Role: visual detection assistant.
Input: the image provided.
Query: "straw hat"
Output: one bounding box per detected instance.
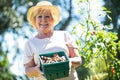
[27,1,60,28]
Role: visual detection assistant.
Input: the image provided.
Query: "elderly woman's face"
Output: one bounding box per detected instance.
[35,10,54,33]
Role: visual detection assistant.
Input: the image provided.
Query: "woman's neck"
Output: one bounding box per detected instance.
[36,31,54,39]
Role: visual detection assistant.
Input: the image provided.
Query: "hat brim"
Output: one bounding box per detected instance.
[27,5,60,28]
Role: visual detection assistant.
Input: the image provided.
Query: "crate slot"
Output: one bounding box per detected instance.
[49,74,52,80]
[56,72,59,78]
[64,71,66,76]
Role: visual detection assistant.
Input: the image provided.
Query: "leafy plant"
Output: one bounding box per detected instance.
[74,0,120,80]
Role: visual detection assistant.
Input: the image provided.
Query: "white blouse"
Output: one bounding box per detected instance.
[23,31,78,80]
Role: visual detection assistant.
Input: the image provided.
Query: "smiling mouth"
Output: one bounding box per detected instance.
[40,24,48,28]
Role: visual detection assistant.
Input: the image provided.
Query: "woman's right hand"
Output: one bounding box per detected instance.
[34,64,44,77]
[24,59,44,78]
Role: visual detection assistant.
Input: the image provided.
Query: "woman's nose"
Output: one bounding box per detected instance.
[41,17,46,22]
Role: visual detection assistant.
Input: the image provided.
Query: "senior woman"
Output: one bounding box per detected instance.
[23,1,82,80]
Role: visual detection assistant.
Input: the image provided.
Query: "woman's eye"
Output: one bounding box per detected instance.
[45,16,49,18]
[37,16,42,18]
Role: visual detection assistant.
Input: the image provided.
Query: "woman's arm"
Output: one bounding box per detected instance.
[24,58,43,77]
[68,46,82,68]
[64,31,82,68]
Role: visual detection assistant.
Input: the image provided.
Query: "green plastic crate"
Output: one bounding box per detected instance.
[39,51,69,80]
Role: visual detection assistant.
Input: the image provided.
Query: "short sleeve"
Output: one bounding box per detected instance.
[23,41,34,65]
[64,31,78,48]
